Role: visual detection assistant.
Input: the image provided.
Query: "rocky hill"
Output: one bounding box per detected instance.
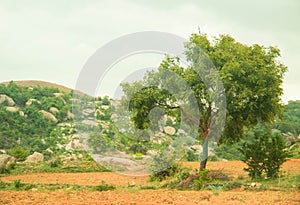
[0,81,202,173]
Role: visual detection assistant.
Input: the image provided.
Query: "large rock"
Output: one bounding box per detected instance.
[49,107,59,114]
[100,105,110,110]
[25,152,44,163]
[65,139,84,150]
[66,111,74,119]
[25,99,40,106]
[0,154,16,169]
[39,110,58,123]
[6,106,19,112]
[0,95,15,106]
[164,126,176,135]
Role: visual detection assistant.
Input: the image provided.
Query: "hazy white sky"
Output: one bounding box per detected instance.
[0,0,299,102]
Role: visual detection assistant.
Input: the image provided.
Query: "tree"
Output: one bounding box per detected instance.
[121,33,287,170]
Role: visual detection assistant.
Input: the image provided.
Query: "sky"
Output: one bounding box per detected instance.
[0,0,299,102]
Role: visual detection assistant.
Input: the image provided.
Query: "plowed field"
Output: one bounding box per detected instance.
[1,160,299,205]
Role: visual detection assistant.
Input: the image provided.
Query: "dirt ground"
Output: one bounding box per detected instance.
[1,189,299,205]
[1,160,300,205]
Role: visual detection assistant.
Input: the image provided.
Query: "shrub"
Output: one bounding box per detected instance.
[186,149,199,162]
[240,124,291,179]
[193,169,212,190]
[13,179,22,189]
[149,149,184,181]
[94,181,116,191]
[49,156,62,168]
[0,162,15,174]
[7,147,29,162]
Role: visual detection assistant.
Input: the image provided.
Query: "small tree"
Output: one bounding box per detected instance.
[240,124,291,179]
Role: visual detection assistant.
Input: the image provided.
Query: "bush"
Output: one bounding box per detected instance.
[49,156,62,168]
[13,179,22,189]
[7,147,29,162]
[240,124,291,179]
[149,149,184,181]
[193,169,212,190]
[0,162,15,174]
[94,181,116,191]
[186,149,199,162]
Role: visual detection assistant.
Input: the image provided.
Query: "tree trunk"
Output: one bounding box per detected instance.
[200,138,208,171]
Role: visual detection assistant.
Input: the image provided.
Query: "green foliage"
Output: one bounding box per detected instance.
[186,149,199,162]
[276,101,300,135]
[87,131,111,154]
[122,33,287,170]
[240,124,291,179]
[7,147,29,162]
[93,181,116,191]
[150,163,181,182]
[49,156,62,168]
[214,142,243,160]
[0,162,15,174]
[149,149,184,182]
[193,169,212,190]
[0,82,73,155]
[101,96,111,105]
[13,179,22,189]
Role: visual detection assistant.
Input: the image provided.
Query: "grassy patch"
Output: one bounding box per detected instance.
[91,181,116,191]
[0,180,117,192]
[5,161,109,176]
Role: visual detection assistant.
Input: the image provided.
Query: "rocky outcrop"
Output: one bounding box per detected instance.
[25,152,44,163]
[0,154,16,169]
[0,95,15,106]
[39,110,58,123]
[65,139,84,151]
[164,126,176,135]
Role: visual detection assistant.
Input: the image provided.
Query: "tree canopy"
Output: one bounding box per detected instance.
[121,33,287,170]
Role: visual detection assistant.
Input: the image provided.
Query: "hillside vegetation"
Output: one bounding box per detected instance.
[0,81,299,175]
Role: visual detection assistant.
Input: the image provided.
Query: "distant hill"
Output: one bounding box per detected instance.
[1,80,73,93]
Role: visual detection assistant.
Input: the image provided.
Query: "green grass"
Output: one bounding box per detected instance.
[0,180,116,192]
[3,161,109,176]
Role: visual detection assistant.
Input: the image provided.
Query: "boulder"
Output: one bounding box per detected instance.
[6,106,19,112]
[101,105,110,110]
[46,148,53,154]
[25,152,44,163]
[25,99,40,106]
[0,154,16,169]
[0,95,15,106]
[66,111,74,119]
[49,107,59,114]
[53,93,63,97]
[177,129,187,136]
[19,111,25,117]
[82,119,98,126]
[66,139,84,151]
[164,126,176,135]
[39,110,58,123]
